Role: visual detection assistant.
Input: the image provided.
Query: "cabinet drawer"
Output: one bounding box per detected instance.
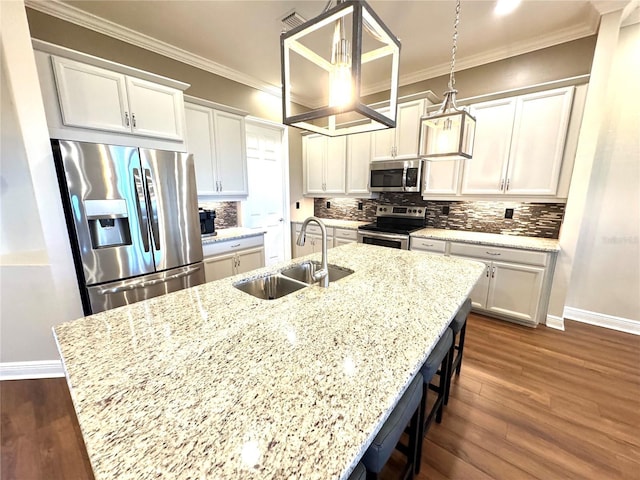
[449,242,548,266]
[334,228,358,240]
[203,234,264,257]
[410,238,447,253]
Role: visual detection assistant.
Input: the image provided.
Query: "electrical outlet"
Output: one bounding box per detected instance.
[296,201,300,209]
[505,208,514,219]
[358,202,363,211]
[442,205,450,215]
[326,201,331,209]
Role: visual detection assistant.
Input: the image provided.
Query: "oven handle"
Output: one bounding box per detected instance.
[358,231,410,242]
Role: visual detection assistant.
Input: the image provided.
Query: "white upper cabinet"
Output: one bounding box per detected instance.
[185,102,248,197]
[303,135,346,196]
[462,87,574,196]
[506,88,574,195]
[371,100,425,161]
[461,98,516,195]
[52,56,185,141]
[52,57,131,134]
[125,76,184,140]
[346,132,372,195]
[422,159,462,195]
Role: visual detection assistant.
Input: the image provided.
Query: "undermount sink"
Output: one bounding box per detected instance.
[233,274,307,300]
[280,261,354,284]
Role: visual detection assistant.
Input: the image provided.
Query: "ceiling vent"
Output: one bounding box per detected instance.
[281,10,307,32]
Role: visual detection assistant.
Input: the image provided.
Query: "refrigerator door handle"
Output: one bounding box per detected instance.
[97,265,201,294]
[143,168,161,251]
[132,168,150,252]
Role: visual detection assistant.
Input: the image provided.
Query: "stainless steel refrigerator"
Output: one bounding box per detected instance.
[52,140,205,315]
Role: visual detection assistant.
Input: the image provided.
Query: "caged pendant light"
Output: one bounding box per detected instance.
[419,0,476,160]
[280,0,400,137]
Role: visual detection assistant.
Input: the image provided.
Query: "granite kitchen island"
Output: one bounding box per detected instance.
[54,243,484,480]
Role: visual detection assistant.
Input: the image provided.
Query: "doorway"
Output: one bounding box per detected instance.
[241,119,291,266]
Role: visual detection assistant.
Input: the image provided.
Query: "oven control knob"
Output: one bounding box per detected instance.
[418,209,422,214]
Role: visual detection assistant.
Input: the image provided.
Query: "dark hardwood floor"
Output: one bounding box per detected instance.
[2,314,639,479]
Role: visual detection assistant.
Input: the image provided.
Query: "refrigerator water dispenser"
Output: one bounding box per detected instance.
[85,199,132,249]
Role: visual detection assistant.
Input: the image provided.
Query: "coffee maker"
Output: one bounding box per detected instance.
[199,208,216,235]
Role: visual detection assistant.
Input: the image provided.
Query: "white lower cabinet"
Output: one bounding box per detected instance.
[203,235,265,282]
[449,242,550,325]
[334,228,358,247]
[409,238,447,254]
[292,222,342,258]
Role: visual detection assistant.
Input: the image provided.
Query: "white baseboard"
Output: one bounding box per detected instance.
[0,360,64,381]
[563,307,640,335]
[545,314,565,331]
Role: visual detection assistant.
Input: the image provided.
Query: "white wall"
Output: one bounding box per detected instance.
[0,0,83,375]
[565,22,640,329]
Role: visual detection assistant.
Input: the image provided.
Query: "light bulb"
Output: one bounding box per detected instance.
[329,64,352,107]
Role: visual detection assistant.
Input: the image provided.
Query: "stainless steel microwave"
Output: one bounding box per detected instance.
[369,160,422,193]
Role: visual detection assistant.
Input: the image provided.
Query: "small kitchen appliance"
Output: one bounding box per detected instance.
[199,208,216,235]
[369,159,422,193]
[357,205,427,249]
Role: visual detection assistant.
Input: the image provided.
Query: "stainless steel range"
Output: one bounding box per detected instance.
[357,205,427,250]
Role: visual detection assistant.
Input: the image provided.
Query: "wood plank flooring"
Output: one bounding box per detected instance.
[1,314,638,479]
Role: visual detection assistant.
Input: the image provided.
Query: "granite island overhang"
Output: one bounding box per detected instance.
[53,243,484,480]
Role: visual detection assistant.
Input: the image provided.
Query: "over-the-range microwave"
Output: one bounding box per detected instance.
[369,159,422,193]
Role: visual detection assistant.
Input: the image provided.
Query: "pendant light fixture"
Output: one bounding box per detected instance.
[419,0,476,160]
[280,0,400,137]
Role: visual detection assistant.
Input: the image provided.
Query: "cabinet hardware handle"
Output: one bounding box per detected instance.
[423,243,434,247]
[491,266,496,278]
[230,243,241,248]
[486,266,490,277]
[125,112,130,127]
[500,179,504,191]
[506,178,510,191]
[486,252,501,256]
[132,113,137,128]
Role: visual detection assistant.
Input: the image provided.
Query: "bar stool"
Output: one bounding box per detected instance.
[445,298,472,405]
[415,328,453,474]
[362,372,423,480]
[347,462,366,480]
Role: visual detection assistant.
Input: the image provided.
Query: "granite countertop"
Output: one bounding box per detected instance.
[202,227,265,244]
[53,244,483,480]
[291,218,370,230]
[411,228,560,252]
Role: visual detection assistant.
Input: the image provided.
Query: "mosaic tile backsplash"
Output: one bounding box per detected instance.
[314,194,565,239]
[197,200,238,229]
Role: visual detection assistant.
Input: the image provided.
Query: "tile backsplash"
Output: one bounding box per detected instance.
[314,194,565,238]
[197,200,238,229]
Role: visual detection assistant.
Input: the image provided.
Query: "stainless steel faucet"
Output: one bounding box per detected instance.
[296,216,329,287]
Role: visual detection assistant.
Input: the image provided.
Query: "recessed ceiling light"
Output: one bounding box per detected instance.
[494,0,521,16]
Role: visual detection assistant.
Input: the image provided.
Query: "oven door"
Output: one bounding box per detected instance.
[357,230,409,250]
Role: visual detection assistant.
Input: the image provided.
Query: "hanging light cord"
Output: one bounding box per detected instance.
[438,0,462,113]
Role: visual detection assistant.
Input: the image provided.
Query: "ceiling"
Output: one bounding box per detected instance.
[27,1,604,106]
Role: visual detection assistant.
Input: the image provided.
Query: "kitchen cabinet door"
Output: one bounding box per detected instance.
[204,253,235,282]
[394,100,424,159]
[461,98,515,195]
[304,135,326,194]
[325,136,347,194]
[505,87,573,196]
[214,111,248,196]
[51,56,130,134]
[486,261,545,323]
[346,132,372,195]
[371,100,425,161]
[126,76,185,141]
[422,160,462,195]
[467,258,491,309]
[185,103,216,194]
[236,247,265,275]
[371,107,396,161]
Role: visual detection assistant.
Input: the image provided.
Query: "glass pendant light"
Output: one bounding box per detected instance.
[280,0,400,137]
[419,0,476,160]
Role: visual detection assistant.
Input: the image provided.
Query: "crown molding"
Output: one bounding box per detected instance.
[23,0,307,103]
[397,20,600,89]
